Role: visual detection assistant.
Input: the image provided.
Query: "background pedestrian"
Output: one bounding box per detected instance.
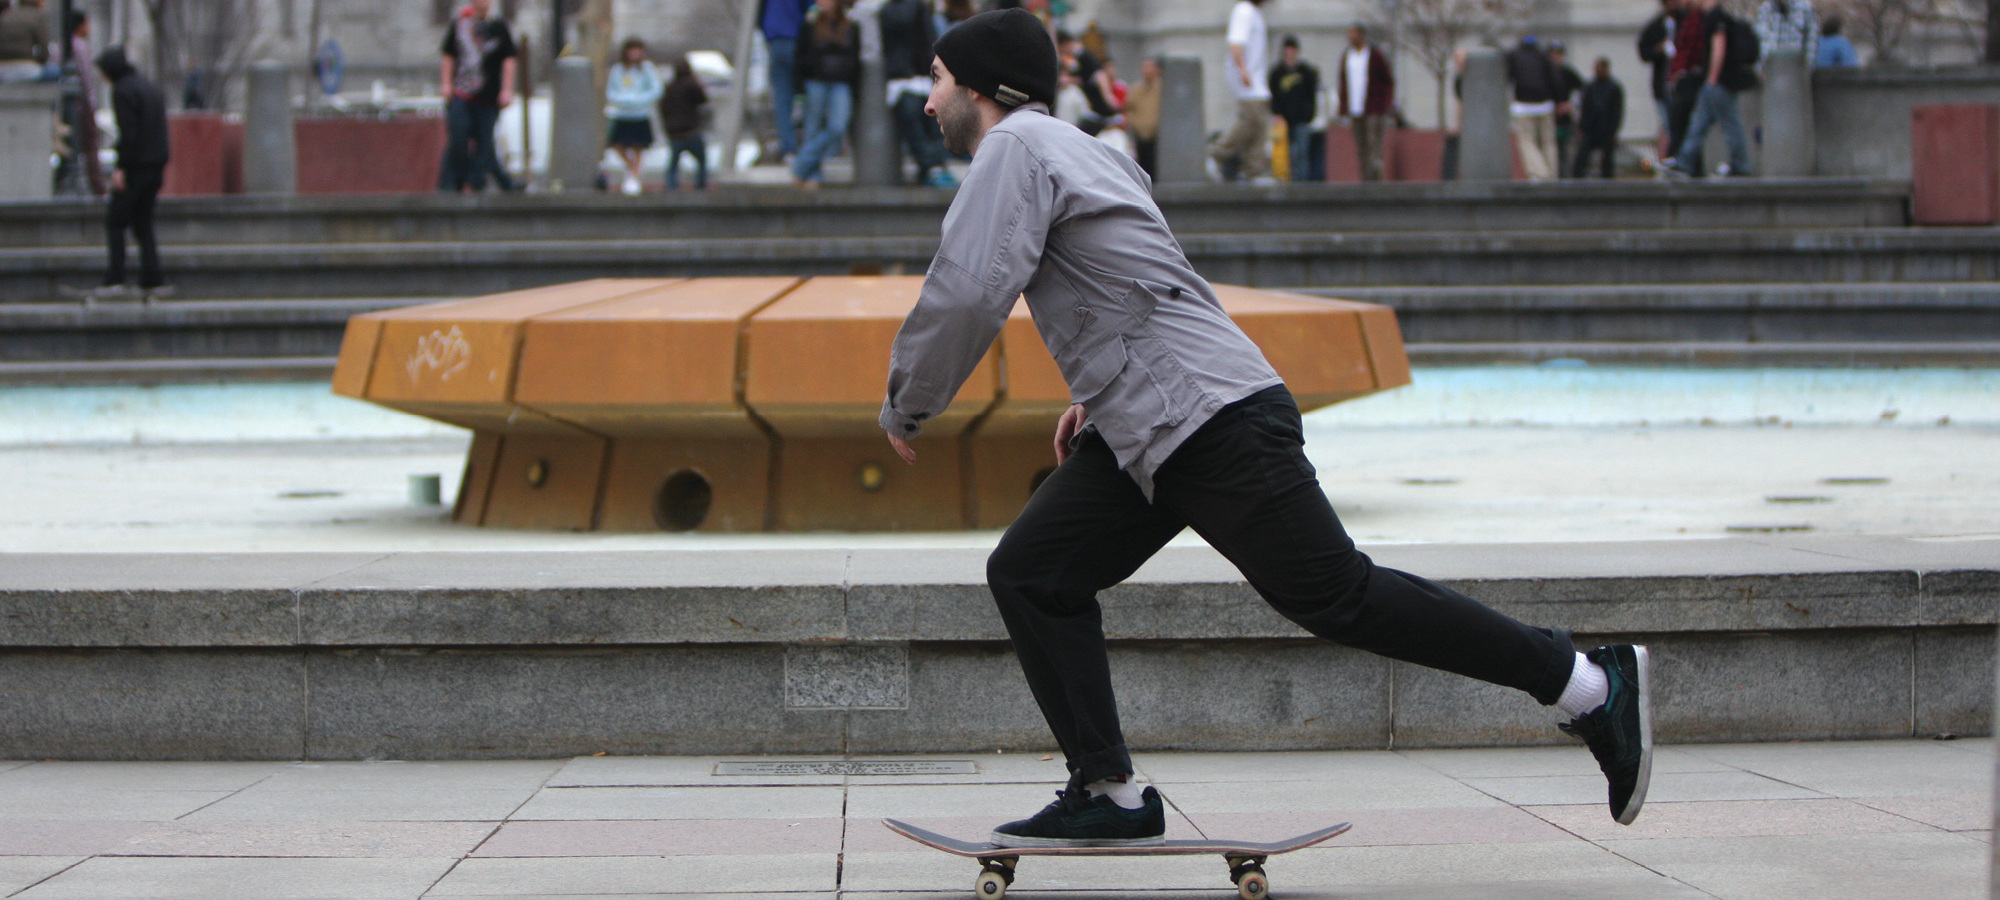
[1573,56,1624,178]
[92,46,169,302]
[761,0,806,163]
[437,0,517,193]
[1269,35,1319,183]
[1337,25,1393,182]
[791,0,859,188]
[1548,41,1583,177]
[1815,15,1858,66]
[1210,0,1271,182]
[606,37,663,196]
[1125,56,1162,180]
[660,55,710,190]
[1637,0,1676,162]
[881,0,953,186]
[1505,35,1562,180]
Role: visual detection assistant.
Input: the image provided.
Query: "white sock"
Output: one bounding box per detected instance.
[1086,777,1147,809]
[1556,652,1611,718]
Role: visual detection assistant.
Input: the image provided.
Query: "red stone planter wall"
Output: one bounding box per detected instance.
[1911,103,1999,226]
[295,116,447,195]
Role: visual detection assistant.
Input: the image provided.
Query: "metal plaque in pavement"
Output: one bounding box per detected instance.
[714,760,978,776]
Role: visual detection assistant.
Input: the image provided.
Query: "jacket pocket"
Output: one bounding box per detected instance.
[1063,334,1128,405]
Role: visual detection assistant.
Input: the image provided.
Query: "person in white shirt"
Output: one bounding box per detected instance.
[1208,0,1271,182]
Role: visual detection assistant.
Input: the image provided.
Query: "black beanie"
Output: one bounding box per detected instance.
[931,9,1058,109]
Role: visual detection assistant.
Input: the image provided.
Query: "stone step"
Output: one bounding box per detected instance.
[1295,282,2000,343]
[0,179,1911,249]
[0,537,1989,759]
[4,227,1995,302]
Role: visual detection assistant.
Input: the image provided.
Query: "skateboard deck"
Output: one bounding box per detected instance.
[884,818,1351,900]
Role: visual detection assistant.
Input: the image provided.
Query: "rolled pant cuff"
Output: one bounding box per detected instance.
[1065,744,1134,786]
[1529,628,1578,706]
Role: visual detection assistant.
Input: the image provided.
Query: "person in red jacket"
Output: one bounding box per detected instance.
[1336,25,1394,181]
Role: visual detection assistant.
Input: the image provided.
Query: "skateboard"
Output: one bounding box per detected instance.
[883,818,1352,900]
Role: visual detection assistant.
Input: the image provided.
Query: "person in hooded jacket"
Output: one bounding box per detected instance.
[91,46,170,302]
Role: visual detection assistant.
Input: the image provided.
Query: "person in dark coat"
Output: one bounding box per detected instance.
[880,0,952,186]
[1504,35,1563,179]
[92,45,170,301]
[659,56,709,190]
[1268,34,1320,182]
[1572,57,1625,178]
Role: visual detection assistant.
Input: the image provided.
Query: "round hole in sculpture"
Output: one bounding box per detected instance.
[856,461,888,492]
[525,459,549,488]
[654,469,712,531]
[1030,466,1057,495]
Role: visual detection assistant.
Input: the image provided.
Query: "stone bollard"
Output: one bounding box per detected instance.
[1762,50,1814,177]
[242,61,296,195]
[1458,50,1511,182]
[548,57,600,193]
[0,83,59,200]
[1155,56,1207,184]
[851,1,897,187]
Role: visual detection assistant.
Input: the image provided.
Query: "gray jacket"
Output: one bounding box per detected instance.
[879,104,1281,499]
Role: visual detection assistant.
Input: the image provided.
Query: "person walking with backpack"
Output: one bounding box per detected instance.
[437,0,518,193]
[1664,0,1756,177]
[881,8,1656,849]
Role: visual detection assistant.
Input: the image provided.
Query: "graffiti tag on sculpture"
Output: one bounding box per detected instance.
[406,326,473,383]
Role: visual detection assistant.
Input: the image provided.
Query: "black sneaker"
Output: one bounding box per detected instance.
[1559,644,1653,825]
[990,783,1166,848]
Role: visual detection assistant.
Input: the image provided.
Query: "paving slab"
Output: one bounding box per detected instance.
[843,783,1096,820]
[0,788,235,822]
[1598,831,1988,900]
[9,856,458,899]
[544,752,1067,788]
[1397,745,1736,779]
[1460,770,1826,806]
[1277,841,1655,886]
[427,855,836,895]
[1853,795,1995,831]
[1152,776,1505,813]
[1183,807,1572,847]
[1528,798,1937,840]
[1675,739,1996,797]
[254,761,562,793]
[0,761,297,792]
[0,857,82,896]
[177,788,532,823]
[0,823,150,857]
[106,822,497,858]
[509,786,846,821]
[470,819,845,857]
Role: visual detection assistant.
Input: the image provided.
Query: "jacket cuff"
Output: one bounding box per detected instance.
[879,401,925,438]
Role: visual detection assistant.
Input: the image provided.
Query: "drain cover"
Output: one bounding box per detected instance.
[714,760,977,776]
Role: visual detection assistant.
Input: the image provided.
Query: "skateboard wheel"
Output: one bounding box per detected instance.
[975,870,1008,900]
[1234,869,1268,900]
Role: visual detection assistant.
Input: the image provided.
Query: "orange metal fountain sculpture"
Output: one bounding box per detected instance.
[332,276,1410,532]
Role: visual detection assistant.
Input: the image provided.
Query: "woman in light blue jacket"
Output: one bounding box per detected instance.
[606,37,664,195]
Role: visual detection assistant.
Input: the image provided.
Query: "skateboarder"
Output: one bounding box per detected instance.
[879,9,1652,849]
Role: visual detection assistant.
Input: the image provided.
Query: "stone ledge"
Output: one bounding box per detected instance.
[1,536,1992,649]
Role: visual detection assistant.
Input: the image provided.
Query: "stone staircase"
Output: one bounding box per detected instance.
[2,179,1996,379]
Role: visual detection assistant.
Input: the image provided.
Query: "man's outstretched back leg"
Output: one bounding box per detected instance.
[1156,387,1654,825]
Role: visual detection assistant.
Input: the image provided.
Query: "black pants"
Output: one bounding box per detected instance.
[105,165,164,288]
[439,98,514,193]
[1133,137,1157,181]
[892,92,947,180]
[987,386,1575,785]
[1666,73,1704,172]
[1572,133,1618,178]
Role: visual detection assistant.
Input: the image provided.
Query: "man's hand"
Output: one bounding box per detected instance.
[887,432,916,464]
[1052,404,1087,464]
[109,169,124,192]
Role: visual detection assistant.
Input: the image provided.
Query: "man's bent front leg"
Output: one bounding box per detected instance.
[985,433,1183,785]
